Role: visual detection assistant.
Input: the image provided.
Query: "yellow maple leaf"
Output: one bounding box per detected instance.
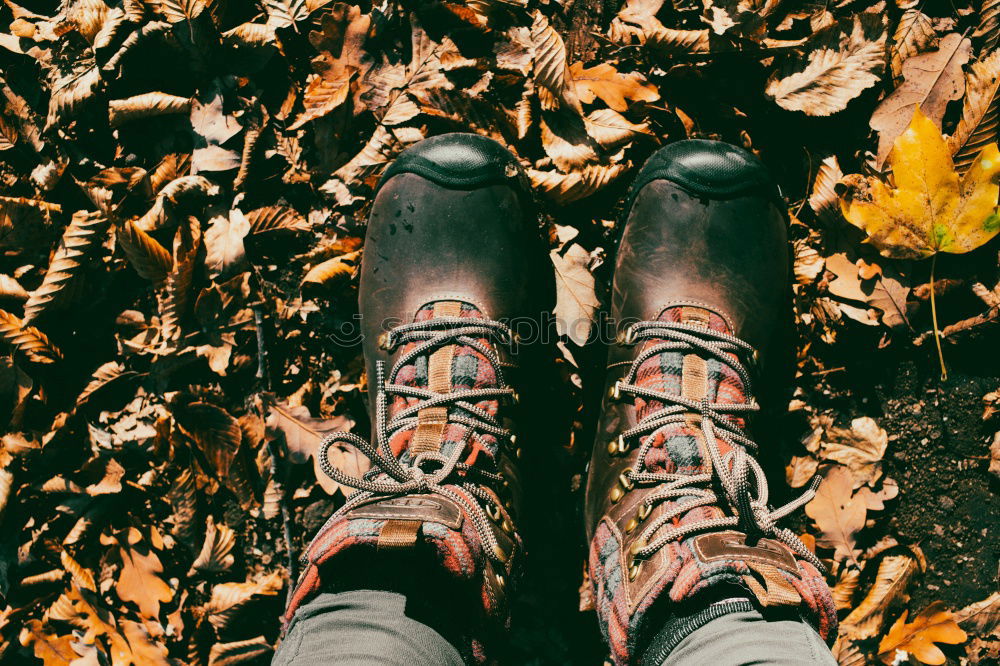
[841,107,1000,260]
[840,107,1000,379]
[878,601,967,665]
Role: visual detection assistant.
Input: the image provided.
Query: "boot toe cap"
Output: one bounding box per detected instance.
[630,139,779,201]
[378,132,526,191]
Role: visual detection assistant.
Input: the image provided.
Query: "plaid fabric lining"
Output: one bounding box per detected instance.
[590,306,837,664]
[285,302,515,660]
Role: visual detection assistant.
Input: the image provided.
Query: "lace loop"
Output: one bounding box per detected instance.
[613,320,825,572]
[309,316,519,568]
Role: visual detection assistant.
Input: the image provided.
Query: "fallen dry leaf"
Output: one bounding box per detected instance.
[804,464,866,565]
[820,416,889,488]
[950,49,1000,174]
[18,620,76,666]
[265,400,360,495]
[870,33,972,168]
[890,10,937,82]
[103,528,174,619]
[568,62,659,112]
[955,592,1000,638]
[550,225,600,346]
[841,107,1000,260]
[878,601,967,665]
[841,545,926,640]
[766,15,886,116]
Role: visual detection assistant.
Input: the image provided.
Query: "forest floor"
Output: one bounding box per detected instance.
[1,0,998,664]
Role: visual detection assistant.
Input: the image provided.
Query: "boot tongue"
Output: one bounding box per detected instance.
[387,300,501,468]
[633,305,747,476]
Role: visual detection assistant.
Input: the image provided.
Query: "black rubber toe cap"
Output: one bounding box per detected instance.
[627,139,779,204]
[378,132,527,191]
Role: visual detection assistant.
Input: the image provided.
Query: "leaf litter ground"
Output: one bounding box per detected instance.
[0,0,999,664]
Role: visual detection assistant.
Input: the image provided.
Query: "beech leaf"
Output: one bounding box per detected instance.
[766,15,886,116]
[265,401,361,495]
[950,50,1000,174]
[841,545,926,640]
[870,33,972,169]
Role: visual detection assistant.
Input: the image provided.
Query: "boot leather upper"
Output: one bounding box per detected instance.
[586,140,790,547]
[287,135,552,652]
[584,141,835,664]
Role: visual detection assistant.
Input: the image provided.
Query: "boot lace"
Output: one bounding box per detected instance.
[611,320,825,572]
[312,316,519,567]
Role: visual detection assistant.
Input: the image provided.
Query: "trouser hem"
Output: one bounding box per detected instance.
[639,598,755,666]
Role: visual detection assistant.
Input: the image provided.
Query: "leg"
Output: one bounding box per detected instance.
[274,590,463,666]
[280,133,553,661]
[585,140,838,664]
[643,605,836,665]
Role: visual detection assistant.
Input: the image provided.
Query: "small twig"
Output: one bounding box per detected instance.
[268,439,297,600]
[809,366,846,376]
[252,298,296,596]
[252,304,270,387]
[929,254,947,381]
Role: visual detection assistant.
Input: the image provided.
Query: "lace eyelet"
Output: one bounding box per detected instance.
[617,327,637,345]
[628,558,641,581]
[610,487,623,503]
[377,332,393,350]
[606,434,627,457]
[607,381,623,402]
[624,517,638,533]
[510,390,520,405]
[493,545,510,563]
[494,572,506,590]
[618,468,634,491]
[485,503,501,521]
[637,503,652,520]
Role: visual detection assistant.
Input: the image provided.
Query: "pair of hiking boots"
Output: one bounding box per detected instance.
[284,134,837,664]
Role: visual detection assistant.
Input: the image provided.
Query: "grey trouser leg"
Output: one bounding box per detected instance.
[662,608,836,666]
[274,592,835,666]
[272,590,464,666]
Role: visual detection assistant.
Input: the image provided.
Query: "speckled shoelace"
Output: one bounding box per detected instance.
[312,316,520,567]
[609,320,825,571]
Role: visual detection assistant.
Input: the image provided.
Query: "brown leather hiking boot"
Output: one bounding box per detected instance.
[584,140,837,664]
[285,133,552,661]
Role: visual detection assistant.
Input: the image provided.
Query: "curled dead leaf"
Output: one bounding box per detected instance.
[766,15,886,116]
[23,211,109,322]
[189,515,236,576]
[0,309,63,363]
[108,92,193,127]
[841,544,926,640]
[527,163,629,203]
[302,250,361,292]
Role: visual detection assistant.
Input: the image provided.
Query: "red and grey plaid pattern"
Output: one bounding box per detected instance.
[285,302,515,659]
[589,306,837,664]
[390,302,502,465]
